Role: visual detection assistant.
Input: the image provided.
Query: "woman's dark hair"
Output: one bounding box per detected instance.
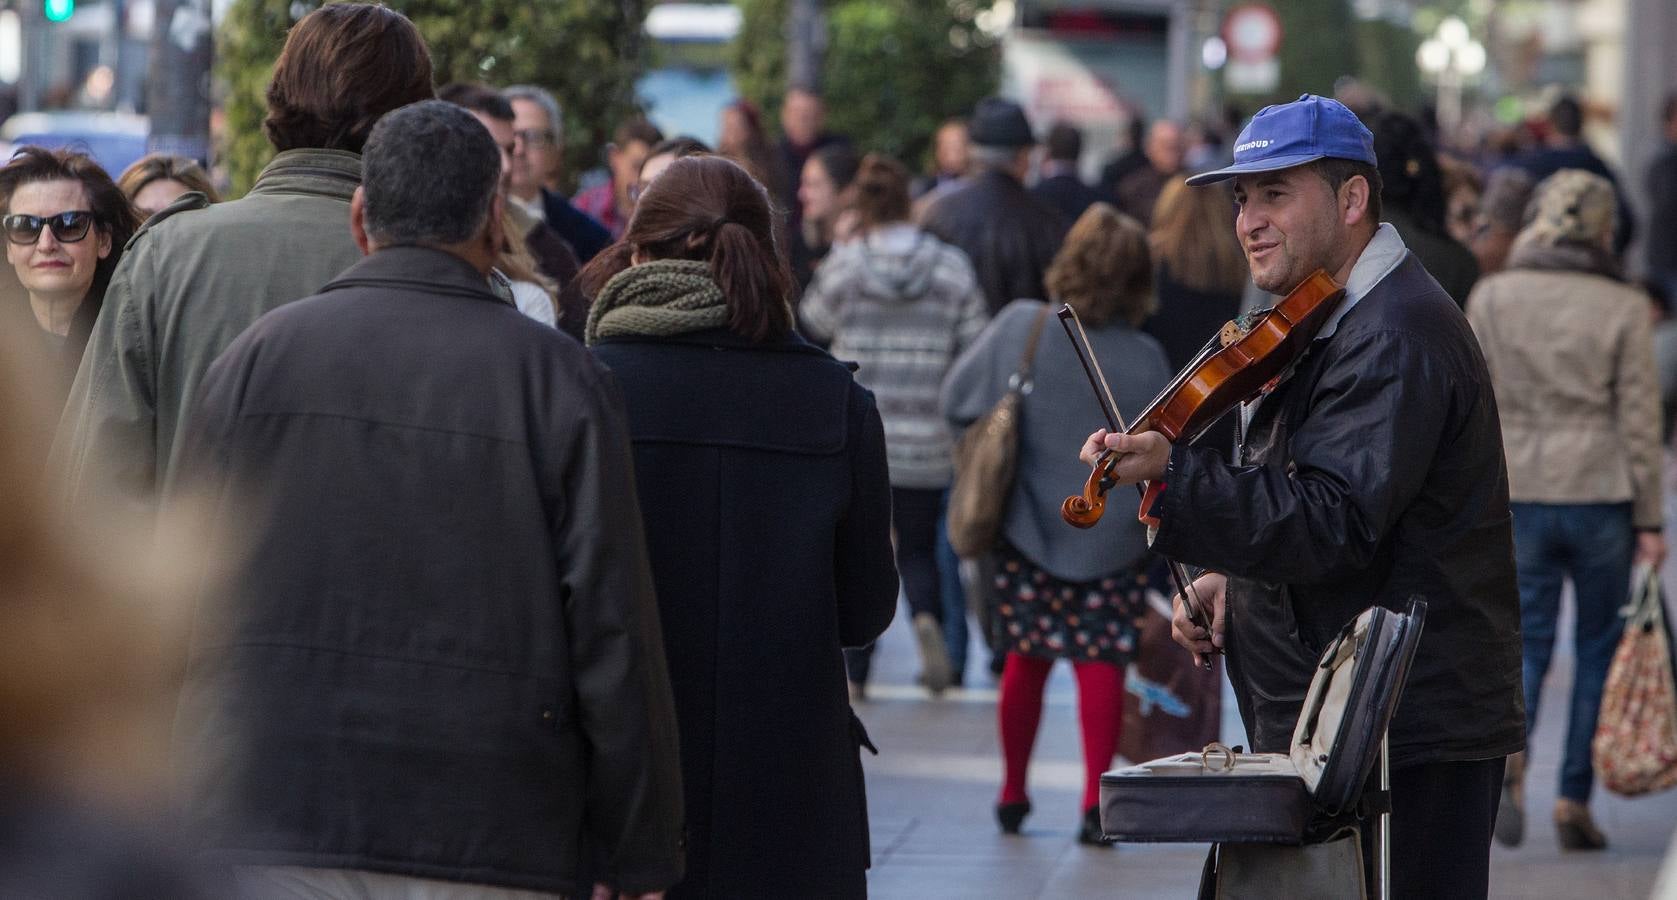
[810,142,860,192]
[116,153,220,204]
[647,136,711,161]
[1368,110,1441,232]
[0,146,143,340]
[851,154,911,229]
[580,155,793,342]
[264,3,435,154]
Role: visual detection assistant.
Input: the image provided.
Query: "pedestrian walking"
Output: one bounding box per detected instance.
[1368,110,1479,306]
[575,117,664,239]
[794,141,860,290]
[1467,169,1666,852]
[922,97,1067,314]
[1031,122,1105,224]
[116,153,218,220]
[801,153,989,697]
[944,204,1171,845]
[173,99,683,900]
[585,154,899,899]
[503,84,613,263]
[1,147,141,409]
[52,2,434,520]
[1113,120,1185,227]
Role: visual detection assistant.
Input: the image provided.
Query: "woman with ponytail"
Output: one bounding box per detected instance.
[583,154,898,899]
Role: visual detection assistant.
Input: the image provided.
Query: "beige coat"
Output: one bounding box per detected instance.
[1466,266,1662,528]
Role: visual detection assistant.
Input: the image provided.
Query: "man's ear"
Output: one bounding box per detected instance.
[350,187,373,256]
[1342,174,1374,228]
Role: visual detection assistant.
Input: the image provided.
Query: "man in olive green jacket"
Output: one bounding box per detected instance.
[52,4,434,515]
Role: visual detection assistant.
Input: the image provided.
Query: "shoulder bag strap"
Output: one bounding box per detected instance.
[1010,304,1054,391]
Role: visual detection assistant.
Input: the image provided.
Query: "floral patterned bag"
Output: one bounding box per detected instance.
[1593,565,1677,797]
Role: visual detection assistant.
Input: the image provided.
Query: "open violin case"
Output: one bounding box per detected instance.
[1099,600,1426,894]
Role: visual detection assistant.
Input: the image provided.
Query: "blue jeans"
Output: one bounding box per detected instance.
[937,489,969,682]
[1511,501,1634,803]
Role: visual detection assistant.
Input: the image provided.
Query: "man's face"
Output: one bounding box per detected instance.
[781,89,823,147]
[468,110,516,196]
[1147,122,1185,175]
[609,140,652,194]
[1232,167,1351,295]
[935,122,969,176]
[510,98,559,200]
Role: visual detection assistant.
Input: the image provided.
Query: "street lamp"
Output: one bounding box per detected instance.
[1416,16,1486,139]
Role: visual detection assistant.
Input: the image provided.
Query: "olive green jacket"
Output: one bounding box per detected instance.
[52,149,366,516]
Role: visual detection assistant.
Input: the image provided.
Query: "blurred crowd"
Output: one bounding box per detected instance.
[4,2,1676,898]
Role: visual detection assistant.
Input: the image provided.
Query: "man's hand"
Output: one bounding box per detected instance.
[1172,573,1227,668]
[1636,530,1667,570]
[1077,428,1173,486]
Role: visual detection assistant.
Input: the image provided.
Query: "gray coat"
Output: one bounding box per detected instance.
[52,149,366,518]
[942,299,1172,582]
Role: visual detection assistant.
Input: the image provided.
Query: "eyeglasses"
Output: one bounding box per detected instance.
[3,210,96,245]
[513,129,555,151]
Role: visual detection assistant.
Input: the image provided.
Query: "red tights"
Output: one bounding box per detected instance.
[997,653,1125,813]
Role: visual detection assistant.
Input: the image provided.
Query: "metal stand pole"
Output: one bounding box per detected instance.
[1378,733,1391,900]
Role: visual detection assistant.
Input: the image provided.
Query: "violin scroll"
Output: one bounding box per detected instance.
[1061,452,1115,528]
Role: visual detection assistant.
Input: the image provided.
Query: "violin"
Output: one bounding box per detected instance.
[1061,268,1344,530]
[1056,269,1345,662]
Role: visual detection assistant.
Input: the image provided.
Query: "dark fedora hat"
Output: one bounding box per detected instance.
[968,96,1036,148]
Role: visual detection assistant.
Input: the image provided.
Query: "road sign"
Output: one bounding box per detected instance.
[1223,4,1282,64]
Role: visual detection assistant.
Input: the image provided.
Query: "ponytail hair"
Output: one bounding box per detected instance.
[579,155,793,342]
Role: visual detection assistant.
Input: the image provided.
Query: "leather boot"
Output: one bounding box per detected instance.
[1554,798,1608,851]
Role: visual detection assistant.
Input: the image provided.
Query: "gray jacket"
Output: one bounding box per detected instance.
[942,299,1172,581]
[52,149,366,517]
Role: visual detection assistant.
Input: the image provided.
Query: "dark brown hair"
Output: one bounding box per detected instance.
[1311,157,1383,225]
[1045,203,1154,327]
[614,117,664,149]
[0,146,143,339]
[264,3,434,154]
[580,155,793,342]
[851,154,911,230]
[116,153,220,205]
[1150,177,1247,296]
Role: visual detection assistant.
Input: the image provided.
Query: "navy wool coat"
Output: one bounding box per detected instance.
[592,328,898,900]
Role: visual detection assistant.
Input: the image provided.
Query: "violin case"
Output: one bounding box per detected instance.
[1099,599,1426,846]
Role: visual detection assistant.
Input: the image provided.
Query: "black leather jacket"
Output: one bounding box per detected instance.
[1151,253,1526,769]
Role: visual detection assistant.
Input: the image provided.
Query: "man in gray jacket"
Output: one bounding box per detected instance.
[52,3,434,519]
[175,99,683,899]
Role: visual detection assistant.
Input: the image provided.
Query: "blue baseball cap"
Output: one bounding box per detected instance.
[1185,94,1376,186]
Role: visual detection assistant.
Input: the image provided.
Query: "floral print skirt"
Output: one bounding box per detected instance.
[993,541,1149,665]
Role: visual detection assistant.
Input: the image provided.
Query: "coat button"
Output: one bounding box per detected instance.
[541,708,555,722]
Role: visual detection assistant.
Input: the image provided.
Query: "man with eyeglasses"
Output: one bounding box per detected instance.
[504,84,612,264]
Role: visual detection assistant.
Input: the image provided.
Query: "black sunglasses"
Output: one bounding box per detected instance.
[3,210,96,245]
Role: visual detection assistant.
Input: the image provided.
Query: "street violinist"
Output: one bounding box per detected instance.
[1078,95,1524,899]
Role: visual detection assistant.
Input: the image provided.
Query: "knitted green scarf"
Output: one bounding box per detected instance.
[584,259,730,345]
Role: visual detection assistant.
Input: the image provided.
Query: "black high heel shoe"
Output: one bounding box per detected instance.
[1077,807,1113,847]
[996,801,1031,835]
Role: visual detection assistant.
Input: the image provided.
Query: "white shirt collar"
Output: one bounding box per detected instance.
[510,193,546,224]
[1316,222,1408,339]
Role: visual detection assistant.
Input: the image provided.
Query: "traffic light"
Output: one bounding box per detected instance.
[43,0,74,23]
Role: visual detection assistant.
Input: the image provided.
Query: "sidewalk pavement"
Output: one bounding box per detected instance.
[853,587,1677,899]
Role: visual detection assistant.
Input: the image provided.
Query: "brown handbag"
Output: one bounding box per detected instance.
[1593,564,1677,797]
[946,305,1051,560]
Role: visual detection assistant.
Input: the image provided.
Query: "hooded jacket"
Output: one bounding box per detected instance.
[801,223,988,489]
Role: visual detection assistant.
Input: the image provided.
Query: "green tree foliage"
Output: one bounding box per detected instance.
[218,0,648,197]
[732,0,999,170]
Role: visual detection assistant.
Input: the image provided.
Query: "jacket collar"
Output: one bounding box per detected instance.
[249,149,362,202]
[1316,222,1409,339]
[320,245,502,304]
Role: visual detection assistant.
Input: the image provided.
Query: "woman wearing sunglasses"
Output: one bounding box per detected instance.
[0,147,140,396]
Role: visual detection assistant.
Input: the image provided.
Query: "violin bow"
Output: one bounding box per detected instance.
[1057,304,1218,669]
